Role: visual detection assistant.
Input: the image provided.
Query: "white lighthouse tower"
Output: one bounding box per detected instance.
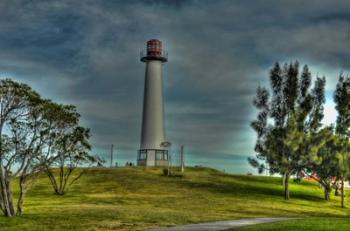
[138,39,169,167]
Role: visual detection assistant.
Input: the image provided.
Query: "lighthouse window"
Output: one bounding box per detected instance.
[155,150,168,160]
[155,150,164,160]
[156,153,163,160]
[139,150,147,160]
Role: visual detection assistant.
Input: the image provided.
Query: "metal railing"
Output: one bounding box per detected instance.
[140,50,168,60]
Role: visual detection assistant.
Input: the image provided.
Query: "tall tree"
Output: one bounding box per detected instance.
[250,62,326,200]
[334,75,350,208]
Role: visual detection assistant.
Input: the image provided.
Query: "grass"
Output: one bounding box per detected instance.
[1,166,350,230]
[229,218,350,231]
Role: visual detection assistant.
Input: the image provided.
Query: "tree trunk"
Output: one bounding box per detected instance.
[59,161,64,193]
[341,179,345,208]
[16,177,26,216]
[284,172,290,200]
[46,168,60,195]
[5,176,15,216]
[0,176,4,213]
[335,182,340,196]
[0,192,4,212]
[0,166,15,217]
[17,189,24,215]
[0,167,11,216]
[324,186,331,201]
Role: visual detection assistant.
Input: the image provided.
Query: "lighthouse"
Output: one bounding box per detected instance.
[138,39,169,167]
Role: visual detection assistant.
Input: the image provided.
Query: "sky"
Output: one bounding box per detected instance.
[0,0,350,174]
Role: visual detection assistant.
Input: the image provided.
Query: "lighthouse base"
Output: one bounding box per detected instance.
[137,149,169,167]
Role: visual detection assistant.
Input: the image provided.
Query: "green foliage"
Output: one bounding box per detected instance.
[0,79,93,216]
[334,75,350,176]
[334,75,350,207]
[0,79,45,216]
[303,127,340,200]
[335,75,350,137]
[251,62,326,199]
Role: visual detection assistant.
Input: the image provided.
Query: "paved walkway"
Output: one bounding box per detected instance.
[149,217,297,231]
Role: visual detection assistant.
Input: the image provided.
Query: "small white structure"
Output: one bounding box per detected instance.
[138,39,169,167]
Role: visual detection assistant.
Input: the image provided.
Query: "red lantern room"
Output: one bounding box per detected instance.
[141,39,168,62]
[147,39,162,56]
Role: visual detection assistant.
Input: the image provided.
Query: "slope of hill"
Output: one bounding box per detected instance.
[1,167,349,231]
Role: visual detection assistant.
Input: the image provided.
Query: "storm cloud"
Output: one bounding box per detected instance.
[0,0,350,172]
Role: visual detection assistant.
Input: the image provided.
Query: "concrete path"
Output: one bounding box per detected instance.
[149,217,297,231]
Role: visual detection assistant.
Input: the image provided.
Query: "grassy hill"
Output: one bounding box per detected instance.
[1,167,350,231]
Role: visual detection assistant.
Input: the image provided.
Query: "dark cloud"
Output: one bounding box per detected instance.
[0,0,350,172]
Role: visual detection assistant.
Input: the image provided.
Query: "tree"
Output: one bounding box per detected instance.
[0,79,45,216]
[304,127,340,201]
[45,126,94,195]
[41,103,95,195]
[9,100,54,215]
[250,62,326,200]
[0,79,94,216]
[334,75,350,208]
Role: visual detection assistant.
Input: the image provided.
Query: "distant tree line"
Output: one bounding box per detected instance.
[0,79,96,217]
[250,61,350,208]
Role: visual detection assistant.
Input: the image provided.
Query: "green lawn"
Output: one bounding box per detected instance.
[230,218,350,231]
[1,167,350,230]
